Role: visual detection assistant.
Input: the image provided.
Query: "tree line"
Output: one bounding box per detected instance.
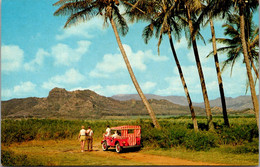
[53,0,259,130]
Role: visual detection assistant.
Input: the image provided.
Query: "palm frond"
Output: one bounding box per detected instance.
[142,23,154,44]
[64,6,96,27]
[113,5,129,36]
[54,1,90,16]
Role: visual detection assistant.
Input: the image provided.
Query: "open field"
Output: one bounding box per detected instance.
[1,116,259,166]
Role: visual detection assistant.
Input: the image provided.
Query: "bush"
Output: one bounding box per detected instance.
[218,124,258,145]
[169,126,188,146]
[183,131,219,151]
[1,118,258,152]
[231,138,259,154]
[1,149,43,166]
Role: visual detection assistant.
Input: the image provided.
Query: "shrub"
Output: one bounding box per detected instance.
[231,138,259,154]
[183,131,219,151]
[218,124,258,145]
[168,126,189,147]
[1,149,43,166]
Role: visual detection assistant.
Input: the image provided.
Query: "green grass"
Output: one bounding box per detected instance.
[142,146,259,165]
[3,140,148,166]
[1,116,258,166]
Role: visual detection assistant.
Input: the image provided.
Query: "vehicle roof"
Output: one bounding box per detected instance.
[111,125,141,130]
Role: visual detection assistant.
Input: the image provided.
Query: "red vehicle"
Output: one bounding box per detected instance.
[101,125,141,153]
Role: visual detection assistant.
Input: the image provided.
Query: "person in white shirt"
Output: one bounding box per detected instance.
[112,130,120,138]
[86,126,94,151]
[104,125,111,137]
[78,126,86,152]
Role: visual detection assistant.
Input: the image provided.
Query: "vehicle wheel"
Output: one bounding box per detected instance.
[102,141,108,151]
[115,143,122,153]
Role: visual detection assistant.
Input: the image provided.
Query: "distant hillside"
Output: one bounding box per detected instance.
[2,88,206,119]
[111,94,188,106]
[111,94,258,111]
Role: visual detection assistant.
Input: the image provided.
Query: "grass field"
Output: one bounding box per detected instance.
[1,116,259,166]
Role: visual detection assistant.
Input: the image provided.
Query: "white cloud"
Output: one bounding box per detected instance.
[13,81,36,94]
[24,48,50,71]
[51,40,91,66]
[174,37,188,51]
[90,44,168,78]
[42,68,85,90]
[141,81,157,92]
[2,81,36,99]
[73,84,135,96]
[56,18,104,40]
[1,45,24,72]
[105,84,136,95]
[155,56,257,102]
[82,81,156,97]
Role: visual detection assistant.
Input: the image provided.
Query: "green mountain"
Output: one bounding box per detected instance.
[1,88,205,119]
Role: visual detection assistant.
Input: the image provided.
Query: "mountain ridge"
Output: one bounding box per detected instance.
[111,94,257,110]
[1,88,206,119]
[1,88,255,119]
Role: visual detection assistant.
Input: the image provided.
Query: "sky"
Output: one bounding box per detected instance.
[1,0,259,102]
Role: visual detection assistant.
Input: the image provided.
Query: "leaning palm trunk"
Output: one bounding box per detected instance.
[168,30,198,131]
[239,7,259,129]
[249,34,259,79]
[248,46,259,79]
[109,15,161,129]
[209,19,230,127]
[187,8,214,131]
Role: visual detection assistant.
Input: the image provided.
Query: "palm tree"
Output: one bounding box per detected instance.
[125,0,199,131]
[53,0,160,128]
[175,0,214,130]
[237,0,259,128]
[209,11,259,128]
[209,13,259,79]
[198,0,231,127]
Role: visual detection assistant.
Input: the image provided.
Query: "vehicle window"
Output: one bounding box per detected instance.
[128,129,134,134]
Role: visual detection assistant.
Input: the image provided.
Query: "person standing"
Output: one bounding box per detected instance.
[78,126,86,152]
[86,126,93,151]
[104,125,111,137]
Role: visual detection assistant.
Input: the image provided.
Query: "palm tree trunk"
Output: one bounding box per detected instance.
[168,30,199,131]
[250,58,259,79]
[247,46,259,79]
[187,8,214,131]
[109,16,161,129]
[209,19,230,127]
[239,5,259,129]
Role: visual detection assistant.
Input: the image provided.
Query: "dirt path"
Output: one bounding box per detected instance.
[85,143,224,166]
[10,140,226,166]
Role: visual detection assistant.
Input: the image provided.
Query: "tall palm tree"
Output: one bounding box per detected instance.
[125,0,199,131]
[198,0,231,127]
[208,12,259,98]
[209,13,259,78]
[175,0,214,130]
[53,0,160,128]
[236,0,259,128]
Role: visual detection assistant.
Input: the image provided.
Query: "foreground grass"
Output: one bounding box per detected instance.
[142,146,259,165]
[3,140,147,166]
[3,139,258,166]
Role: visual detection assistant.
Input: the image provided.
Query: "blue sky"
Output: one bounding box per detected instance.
[1,0,259,102]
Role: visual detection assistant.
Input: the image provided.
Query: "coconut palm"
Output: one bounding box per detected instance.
[209,13,259,78]
[174,0,214,130]
[53,0,160,128]
[124,0,199,131]
[197,0,232,127]
[208,12,259,127]
[236,0,259,128]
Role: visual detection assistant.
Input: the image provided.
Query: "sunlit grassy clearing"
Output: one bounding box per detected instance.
[142,146,258,165]
[6,140,148,166]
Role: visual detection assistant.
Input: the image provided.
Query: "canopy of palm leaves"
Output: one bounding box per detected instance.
[53,0,128,36]
[207,13,259,76]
